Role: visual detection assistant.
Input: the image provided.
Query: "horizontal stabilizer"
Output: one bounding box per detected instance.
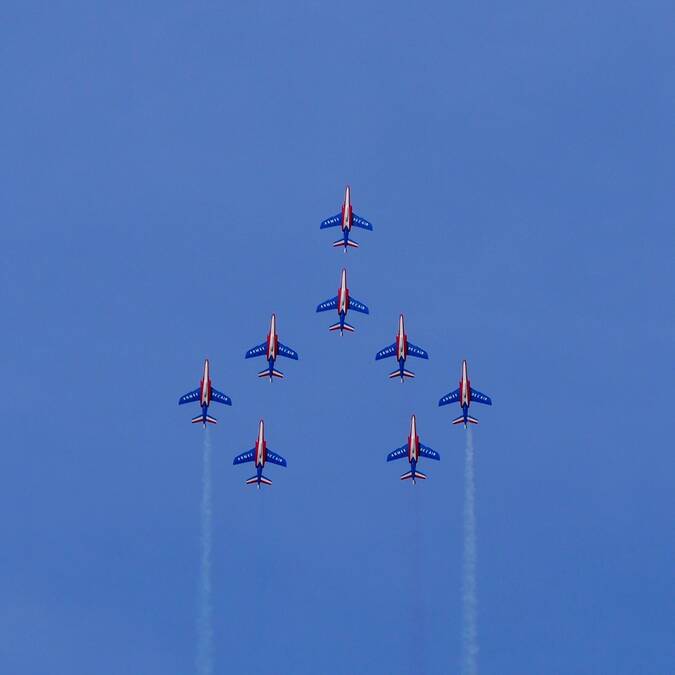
[192,414,217,425]
[332,238,359,248]
[389,368,415,379]
[452,415,478,425]
[401,470,426,481]
[329,322,354,332]
[246,475,272,486]
[258,368,284,379]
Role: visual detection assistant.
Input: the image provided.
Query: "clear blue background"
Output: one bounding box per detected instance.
[1,2,673,673]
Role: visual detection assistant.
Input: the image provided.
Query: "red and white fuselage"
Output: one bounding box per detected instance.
[266,313,279,361]
[338,268,350,315]
[407,414,420,463]
[397,314,408,360]
[459,359,471,407]
[255,419,267,468]
[200,359,212,406]
[341,185,353,232]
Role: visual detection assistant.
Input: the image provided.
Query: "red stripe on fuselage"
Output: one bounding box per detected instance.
[339,288,349,314]
[266,333,278,360]
[200,360,211,406]
[255,420,267,467]
[341,186,353,231]
[408,434,420,462]
[460,360,471,407]
[397,333,408,360]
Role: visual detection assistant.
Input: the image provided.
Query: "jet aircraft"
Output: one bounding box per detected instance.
[233,419,287,488]
[178,359,232,425]
[316,268,369,334]
[438,359,492,427]
[375,314,429,381]
[386,414,440,483]
[245,313,298,381]
[320,185,373,251]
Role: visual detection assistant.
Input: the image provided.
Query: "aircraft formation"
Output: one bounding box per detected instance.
[178,186,493,486]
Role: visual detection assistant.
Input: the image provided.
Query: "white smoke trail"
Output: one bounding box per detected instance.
[461,428,478,675]
[196,429,214,675]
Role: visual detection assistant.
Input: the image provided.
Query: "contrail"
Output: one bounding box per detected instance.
[196,429,214,675]
[461,428,478,675]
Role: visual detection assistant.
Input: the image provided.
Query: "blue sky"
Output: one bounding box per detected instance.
[1,2,674,673]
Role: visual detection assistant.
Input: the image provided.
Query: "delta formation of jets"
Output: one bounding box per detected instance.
[178,186,493,487]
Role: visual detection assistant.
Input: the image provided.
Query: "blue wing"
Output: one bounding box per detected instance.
[439,389,460,406]
[211,389,232,406]
[407,342,429,359]
[386,445,408,462]
[317,296,338,312]
[352,213,373,230]
[178,388,200,405]
[320,213,342,229]
[375,343,396,360]
[348,297,369,314]
[419,444,440,461]
[245,342,267,359]
[266,449,287,467]
[470,389,492,406]
[233,449,255,465]
[278,342,299,360]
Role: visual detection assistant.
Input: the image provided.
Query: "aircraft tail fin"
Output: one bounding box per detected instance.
[192,414,217,425]
[258,368,284,379]
[389,368,415,380]
[329,322,354,333]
